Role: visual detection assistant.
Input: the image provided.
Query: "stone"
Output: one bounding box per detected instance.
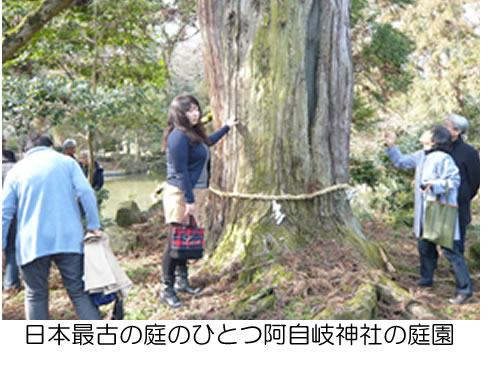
[115,200,146,227]
[105,225,138,254]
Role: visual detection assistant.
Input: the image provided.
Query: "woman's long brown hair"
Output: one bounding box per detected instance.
[161,95,211,152]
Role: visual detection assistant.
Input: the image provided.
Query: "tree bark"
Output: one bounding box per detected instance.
[87,0,99,186]
[2,0,77,64]
[197,0,366,274]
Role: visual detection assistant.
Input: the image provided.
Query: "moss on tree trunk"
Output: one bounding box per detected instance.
[196,0,402,318]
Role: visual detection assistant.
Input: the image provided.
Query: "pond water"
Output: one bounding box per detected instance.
[101,173,165,219]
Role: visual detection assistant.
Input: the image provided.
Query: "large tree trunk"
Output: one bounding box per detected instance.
[2,0,77,64]
[197,0,371,277]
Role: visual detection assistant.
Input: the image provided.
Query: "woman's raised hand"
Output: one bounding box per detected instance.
[226,116,240,129]
[384,131,397,148]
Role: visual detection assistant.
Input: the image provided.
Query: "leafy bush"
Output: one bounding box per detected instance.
[350,132,421,228]
[349,156,382,190]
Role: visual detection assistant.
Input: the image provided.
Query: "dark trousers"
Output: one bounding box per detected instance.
[418,239,473,295]
[456,224,467,255]
[3,218,20,290]
[20,254,102,320]
[161,224,187,286]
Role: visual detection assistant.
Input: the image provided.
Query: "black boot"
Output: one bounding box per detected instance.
[174,265,202,295]
[111,298,124,319]
[160,285,182,308]
[159,275,182,308]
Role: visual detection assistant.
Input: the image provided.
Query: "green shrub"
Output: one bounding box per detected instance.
[350,132,421,228]
[349,156,382,190]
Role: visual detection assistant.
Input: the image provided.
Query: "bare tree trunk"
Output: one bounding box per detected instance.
[134,130,141,162]
[197,0,368,275]
[2,0,77,64]
[87,0,99,186]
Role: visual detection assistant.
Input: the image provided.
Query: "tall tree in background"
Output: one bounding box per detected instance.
[196,0,378,277]
[389,0,480,146]
[350,0,416,131]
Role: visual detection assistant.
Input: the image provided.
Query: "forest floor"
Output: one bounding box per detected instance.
[2,209,480,320]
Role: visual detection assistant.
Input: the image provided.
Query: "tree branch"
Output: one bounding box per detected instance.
[3,0,77,64]
[54,57,75,80]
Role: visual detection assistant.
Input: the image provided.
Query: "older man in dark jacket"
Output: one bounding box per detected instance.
[443,114,480,255]
[79,150,104,191]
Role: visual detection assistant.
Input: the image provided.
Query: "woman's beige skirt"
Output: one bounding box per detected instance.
[162,184,206,224]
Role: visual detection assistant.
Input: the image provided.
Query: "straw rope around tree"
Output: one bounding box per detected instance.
[208,183,352,201]
[153,182,352,202]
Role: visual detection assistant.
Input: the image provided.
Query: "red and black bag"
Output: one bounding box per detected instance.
[169,216,204,259]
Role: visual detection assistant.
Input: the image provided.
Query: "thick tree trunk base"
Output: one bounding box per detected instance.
[195,194,432,320]
[206,192,362,273]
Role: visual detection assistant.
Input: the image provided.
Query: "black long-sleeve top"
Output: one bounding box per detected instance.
[448,135,480,227]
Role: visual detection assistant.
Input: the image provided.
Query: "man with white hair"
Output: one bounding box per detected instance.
[443,114,480,255]
[79,150,104,191]
[62,138,77,159]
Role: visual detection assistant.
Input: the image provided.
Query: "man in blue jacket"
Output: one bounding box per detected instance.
[2,133,102,319]
[443,114,480,255]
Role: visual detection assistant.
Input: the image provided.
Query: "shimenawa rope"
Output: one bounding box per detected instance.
[208,183,351,201]
[153,182,352,202]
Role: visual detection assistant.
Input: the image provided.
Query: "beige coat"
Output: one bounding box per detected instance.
[83,232,132,298]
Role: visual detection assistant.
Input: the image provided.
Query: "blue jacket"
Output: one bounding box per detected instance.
[2,147,100,266]
[166,125,231,203]
[386,146,460,241]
